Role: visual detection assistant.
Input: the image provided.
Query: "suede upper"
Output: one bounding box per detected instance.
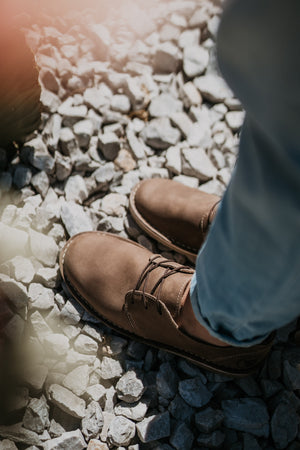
[60,232,273,377]
[129,179,220,259]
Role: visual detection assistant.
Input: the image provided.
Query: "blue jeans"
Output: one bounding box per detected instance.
[190,0,300,347]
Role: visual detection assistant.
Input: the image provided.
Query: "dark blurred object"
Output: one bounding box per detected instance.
[0,288,16,424]
[0,27,41,148]
[290,318,300,345]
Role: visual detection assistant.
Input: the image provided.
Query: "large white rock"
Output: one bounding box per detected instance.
[48,384,86,419]
[43,429,87,450]
[182,148,217,181]
[29,229,58,267]
[183,45,209,78]
[62,365,90,396]
[61,201,93,237]
[0,223,29,263]
[194,74,233,103]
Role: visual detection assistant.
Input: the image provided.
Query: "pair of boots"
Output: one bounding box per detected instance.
[60,179,274,377]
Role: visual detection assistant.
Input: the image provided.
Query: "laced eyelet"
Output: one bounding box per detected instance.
[132,255,194,316]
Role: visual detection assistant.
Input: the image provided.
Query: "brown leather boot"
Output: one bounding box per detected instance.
[60,232,273,377]
[129,179,220,261]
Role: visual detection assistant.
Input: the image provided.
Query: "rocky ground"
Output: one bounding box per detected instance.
[0,0,299,449]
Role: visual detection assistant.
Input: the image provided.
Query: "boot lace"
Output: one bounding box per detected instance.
[130,255,193,314]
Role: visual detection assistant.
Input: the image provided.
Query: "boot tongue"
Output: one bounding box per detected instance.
[140,257,194,320]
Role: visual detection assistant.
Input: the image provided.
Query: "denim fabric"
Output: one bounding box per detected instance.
[190,0,300,347]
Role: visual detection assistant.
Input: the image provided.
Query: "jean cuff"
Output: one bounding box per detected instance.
[189,273,269,348]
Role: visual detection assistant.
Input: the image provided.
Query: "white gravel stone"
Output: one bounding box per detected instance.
[43,429,87,450]
[126,129,147,160]
[0,223,29,263]
[73,119,94,148]
[1,204,17,226]
[31,171,49,197]
[0,424,40,447]
[59,128,78,156]
[58,103,88,127]
[107,416,136,447]
[183,45,209,78]
[29,229,58,267]
[149,93,182,118]
[182,148,217,181]
[178,28,201,49]
[30,310,52,338]
[0,440,18,449]
[224,97,243,111]
[124,78,147,109]
[116,371,145,403]
[81,401,104,440]
[180,81,202,108]
[187,120,211,149]
[115,400,149,422]
[66,349,96,367]
[93,162,115,188]
[35,267,58,289]
[111,95,131,114]
[23,396,50,434]
[63,365,90,396]
[61,201,93,237]
[74,334,98,355]
[86,385,106,403]
[60,300,82,325]
[100,193,128,217]
[165,145,182,175]
[98,132,120,161]
[217,167,232,186]
[40,86,61,112]
[160,23,181,42]
[43,113,62,150]
[170,112,193,138]
[0,274,28,310]
[28,283,55,310]
[225,110,245,132]
[82,324,103,343]
[84,87,109,111]
[23,364,48,392]
[55,154,73,181]
[208,15,220,41]
[48,384,86,419]
[194,74,233,103]
[100,356,123,380]
[65,175,88,204]
[172,174,199,188]
[140,117,181,150]
[42,334,69,357]
[8,256,35,284]
[4,314,25,341]
[154,42,181,73]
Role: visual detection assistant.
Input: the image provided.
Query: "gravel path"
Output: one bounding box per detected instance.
[0,1,299,449]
